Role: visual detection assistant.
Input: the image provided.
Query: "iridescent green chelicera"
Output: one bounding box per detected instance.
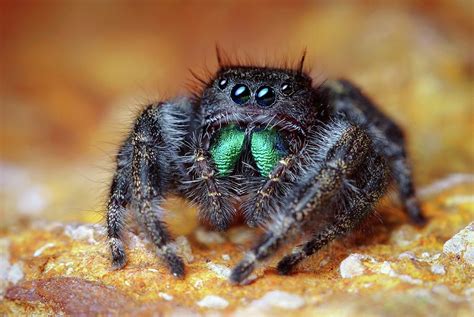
[209,125,287,177]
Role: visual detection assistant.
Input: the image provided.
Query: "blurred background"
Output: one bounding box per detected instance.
[1,0,472,228]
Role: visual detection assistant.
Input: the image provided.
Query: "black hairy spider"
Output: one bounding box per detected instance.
[106,53,426,284]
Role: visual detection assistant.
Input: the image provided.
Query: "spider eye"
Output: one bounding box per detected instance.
[256,86,276,107]
[281,82,293,96]
[218,78,228,90]
[231,84,251,105]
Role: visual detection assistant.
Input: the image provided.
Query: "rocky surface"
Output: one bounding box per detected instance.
[1,177,473,316]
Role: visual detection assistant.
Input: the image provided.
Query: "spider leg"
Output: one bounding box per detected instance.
[107,137,133,269]
[242,154,297,227]
[323,79,426,224]
[181,135,237,230]
[131,102,194,277]
[107,100,192,276]
[277,155,388,275]
[230,121,388,284]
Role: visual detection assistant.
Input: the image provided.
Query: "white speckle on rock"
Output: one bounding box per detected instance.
[195,227,226,244]
[398,251,416,260]
[398,274,423,285]
[376,261,422,285]
[319,257,330,267]
[128,234,144,249]
[0,239,24,299]
[431,263,446,275]
[222,254,230,261]
[432,253,442,261]
[340,253,372,278]
[197,295,229,309]
[228,227,255,244]
[175,236,194,263]
[206,262,231,279]
[379,261,397,276]
[193,279,203,289]
[443,222,474,265]
[65,266,74,275]
[250,290,305,310]
[64,224,99,244]
[7,262,24,284]
[390,225,420,247]
[159,292,174,301]
[464,244,474,265]
[33,242,55,257]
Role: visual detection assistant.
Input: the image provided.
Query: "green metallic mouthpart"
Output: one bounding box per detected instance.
[251,129,286,176]
[209,125,245,176]
[209,125,287,177]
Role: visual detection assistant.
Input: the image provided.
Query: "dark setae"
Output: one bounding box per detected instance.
[106,53,426,284]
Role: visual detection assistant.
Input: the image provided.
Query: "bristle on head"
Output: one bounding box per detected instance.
[215,45,310,75]
[298,48,307,74]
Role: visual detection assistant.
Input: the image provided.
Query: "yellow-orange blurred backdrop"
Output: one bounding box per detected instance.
[1,0,472,226]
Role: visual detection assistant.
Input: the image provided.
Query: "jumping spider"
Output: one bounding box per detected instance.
[106,54,426,284]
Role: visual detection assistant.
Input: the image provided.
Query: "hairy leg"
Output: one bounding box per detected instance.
[130,102,193,277]
[242,154,298,227]
[107,138,133,269]
[230,121,387,283]
[322,79,425,224]
[277,155,388,274]
[180,134,237,230]
[106,99,193,275]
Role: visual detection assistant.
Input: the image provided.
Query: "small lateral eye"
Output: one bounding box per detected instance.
[231,84,251,105]
[281,82,293,96]
[218,78,228,89]
[256,86,276,107]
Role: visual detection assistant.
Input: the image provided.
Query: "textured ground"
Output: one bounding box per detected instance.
[1,1,473,316]
[1,179,473,316]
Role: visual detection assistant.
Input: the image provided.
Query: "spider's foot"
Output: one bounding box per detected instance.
[162,249,185,278]
[405,197,427,226]
[110,238,127,270]
[229,255,256,285]
[277,253,303,275]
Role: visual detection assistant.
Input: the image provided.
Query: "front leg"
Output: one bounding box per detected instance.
[131,102,193,277]
[230,121,389,283]
[107,137,133,269]
[242,154,298,227]
[181,134,237,230]
[107,99,192,276]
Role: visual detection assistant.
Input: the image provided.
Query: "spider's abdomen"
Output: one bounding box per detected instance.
[209,126,288,177]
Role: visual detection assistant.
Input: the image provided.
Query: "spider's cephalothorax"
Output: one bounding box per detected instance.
[106,57,426,284]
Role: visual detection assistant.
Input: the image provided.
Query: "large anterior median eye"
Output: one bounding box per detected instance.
[256,86,275,107]
[231,84,251,105]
